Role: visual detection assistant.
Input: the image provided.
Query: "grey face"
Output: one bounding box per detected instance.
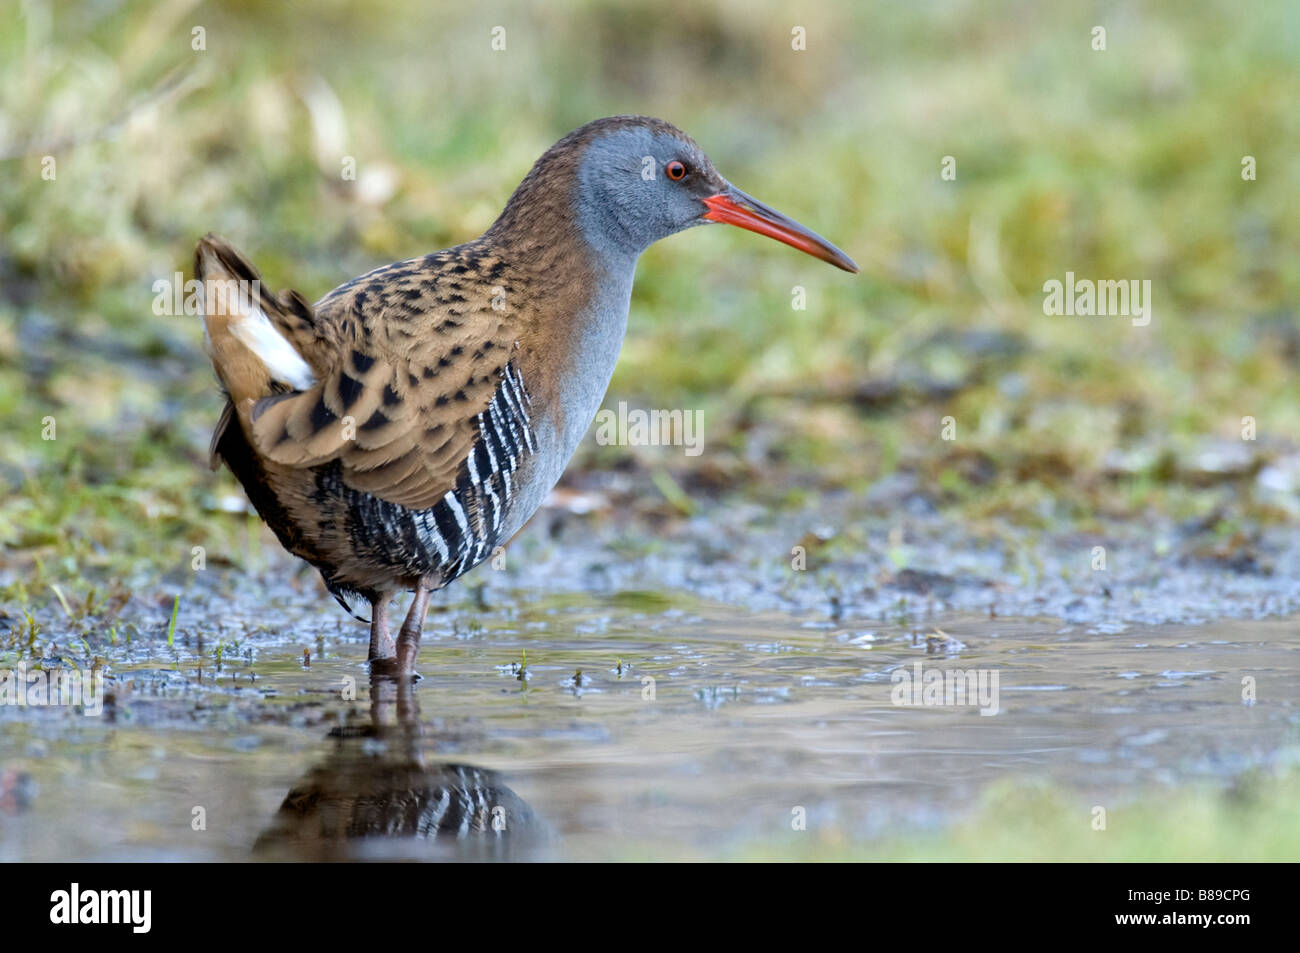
[575,125,728,262]
[569,118,859,274]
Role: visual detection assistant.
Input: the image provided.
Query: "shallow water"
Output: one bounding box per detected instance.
[2,592,1296,861]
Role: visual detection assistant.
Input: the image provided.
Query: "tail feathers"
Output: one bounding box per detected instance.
[194,233,261,289]
[329,585,371,624]
[195,234,327,409]
[208,400,234,471]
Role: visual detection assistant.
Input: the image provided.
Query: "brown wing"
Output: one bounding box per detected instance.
[244,252,520,511]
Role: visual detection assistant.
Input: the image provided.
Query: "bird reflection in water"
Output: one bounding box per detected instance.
[254,676,542,860]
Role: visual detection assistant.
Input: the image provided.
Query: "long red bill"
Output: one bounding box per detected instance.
[702,186,858,273]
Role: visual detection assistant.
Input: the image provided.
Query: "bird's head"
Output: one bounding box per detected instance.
[575,116,857,273]
[501,116,858,274]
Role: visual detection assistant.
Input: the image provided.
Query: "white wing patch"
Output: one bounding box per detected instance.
[229,305,316,391]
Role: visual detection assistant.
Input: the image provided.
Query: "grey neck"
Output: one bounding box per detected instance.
[554,261,635,462]
[499,257,634,546]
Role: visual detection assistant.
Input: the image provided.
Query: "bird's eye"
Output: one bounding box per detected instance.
[665,160,688,181]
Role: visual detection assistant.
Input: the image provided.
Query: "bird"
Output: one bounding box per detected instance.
[196,115,856,679]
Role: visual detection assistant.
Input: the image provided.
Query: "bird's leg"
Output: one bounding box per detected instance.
[394,583,432,678]
[368,595,394,661]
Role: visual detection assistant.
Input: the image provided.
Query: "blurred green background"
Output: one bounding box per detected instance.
[0,0,1297,591]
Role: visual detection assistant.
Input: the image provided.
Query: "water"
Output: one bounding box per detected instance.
[2,593,1296,861]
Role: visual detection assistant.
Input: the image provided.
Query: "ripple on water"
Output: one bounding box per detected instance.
[1,597,1296,860]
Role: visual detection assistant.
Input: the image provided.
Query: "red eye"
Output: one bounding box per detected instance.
[666,160,687,181]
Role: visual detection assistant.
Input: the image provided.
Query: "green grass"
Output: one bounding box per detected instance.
[718,768,1300,862]
[1,0,1297,594]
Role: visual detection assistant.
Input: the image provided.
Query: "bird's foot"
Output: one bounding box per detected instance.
[367,656,420,680]
[392,641,422,681]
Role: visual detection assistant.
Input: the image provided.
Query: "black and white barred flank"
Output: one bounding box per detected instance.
[255,761,540,850]
[325,362,535,587]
